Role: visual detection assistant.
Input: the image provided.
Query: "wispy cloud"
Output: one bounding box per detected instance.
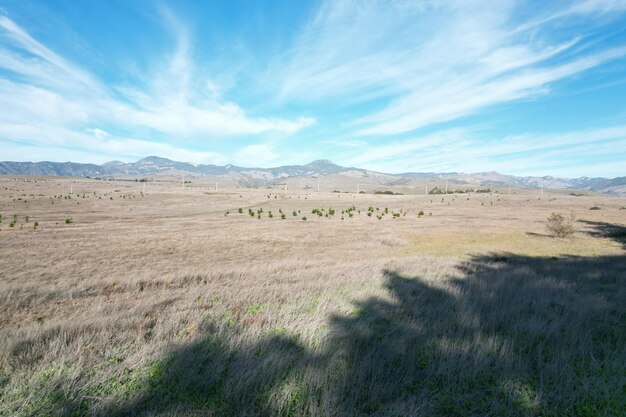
[271,0,626,136]
[339,125,626,177]
[0,123,226,164]
[0,11,314,162]
[0,2,625,176]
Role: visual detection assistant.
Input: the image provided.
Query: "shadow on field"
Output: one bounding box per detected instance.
[580,220,626,248]
[95,252,625,417]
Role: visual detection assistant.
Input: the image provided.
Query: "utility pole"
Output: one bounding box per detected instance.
[182,175,185,189]
[508,184,511,198]
[70,183,73,194]
[215,182,218,192]
[357,184,359,194]
[284,183,287,194]
[142,181,146,193]
[425,185,428,195]
[445,179,448,194]
[540,186,543,199]
[317,176,320,193]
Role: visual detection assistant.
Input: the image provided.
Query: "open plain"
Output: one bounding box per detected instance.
[1,176,625,416]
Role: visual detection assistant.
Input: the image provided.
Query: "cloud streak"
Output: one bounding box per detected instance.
[272,0,626,136]
[0,12,314,162]
[339,125,626,177]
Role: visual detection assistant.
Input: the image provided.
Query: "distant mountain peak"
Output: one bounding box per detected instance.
[102,160,126,167]
[0,156,623,195]
[138,156,174,164]
[306,159,340,167]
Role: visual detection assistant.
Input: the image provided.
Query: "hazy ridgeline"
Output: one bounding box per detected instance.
[0,177,625,416]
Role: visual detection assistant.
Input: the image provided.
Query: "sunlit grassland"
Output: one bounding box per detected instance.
[0,176,624,416]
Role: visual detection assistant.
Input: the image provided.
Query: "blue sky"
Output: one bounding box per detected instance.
[1,0,626,177]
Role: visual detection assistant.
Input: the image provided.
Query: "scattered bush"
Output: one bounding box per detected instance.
[589,206,601,210]
[65,218,73,224]
[302,216,307,221]
[545,212,574,238]
[33,221,39,230]
[238,208,243,213]
[374,190,403,195]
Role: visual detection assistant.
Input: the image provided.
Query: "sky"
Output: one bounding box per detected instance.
[0,0,626,177]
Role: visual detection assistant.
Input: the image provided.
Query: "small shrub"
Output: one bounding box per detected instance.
[589,206,600,210]
[545,212,574,238]
[238,208,243,213]
[281,213,286,219]
[292,210,297,217]
[418,210,424,217]
[65,218,73,224]
[302,216,307,221]
[33,221,39,229]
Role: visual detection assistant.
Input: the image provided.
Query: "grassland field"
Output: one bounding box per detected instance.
[0,176,624,416]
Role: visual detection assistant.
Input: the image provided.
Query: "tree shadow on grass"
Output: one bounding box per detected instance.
[579,220,626,249]
[94,251,625,417]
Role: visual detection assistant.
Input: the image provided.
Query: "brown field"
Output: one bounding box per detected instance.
[1,176,625,416]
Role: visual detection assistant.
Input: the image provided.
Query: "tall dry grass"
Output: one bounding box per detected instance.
[0,178,625,416]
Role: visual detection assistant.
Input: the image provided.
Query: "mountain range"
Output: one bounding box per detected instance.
[1,156,624,195]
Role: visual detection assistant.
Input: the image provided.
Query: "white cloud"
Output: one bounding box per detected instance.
[0,123,226,164]
[271,0,626,136]
[86,128,110,139]
[339,125,626,177]
[0,11,314,157]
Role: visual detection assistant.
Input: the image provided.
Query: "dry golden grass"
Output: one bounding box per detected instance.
[0,176,625,416]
